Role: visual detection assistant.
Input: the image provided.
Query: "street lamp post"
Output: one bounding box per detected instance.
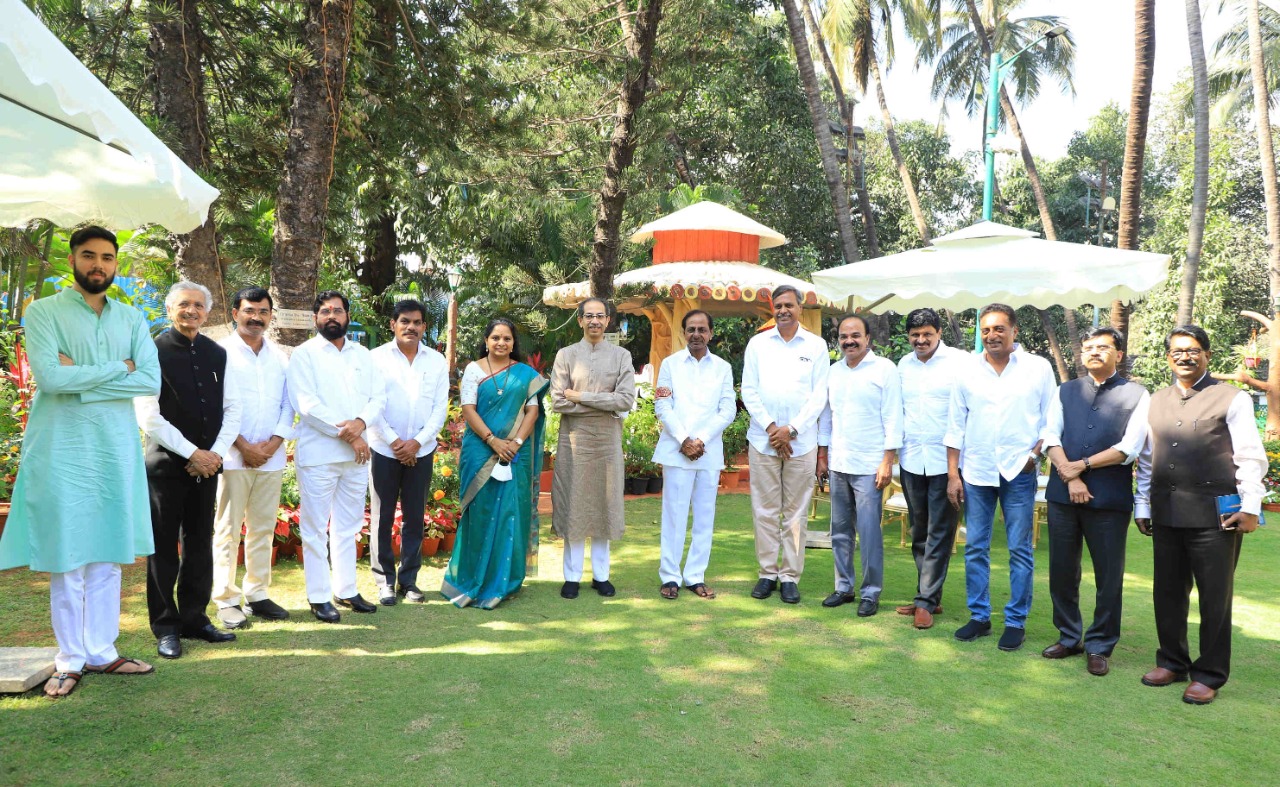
[982,25,1068,221]
[445,265,463,384]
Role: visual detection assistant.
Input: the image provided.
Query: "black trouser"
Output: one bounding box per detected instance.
[1152,524,1243,689]
[900,468,958,609]
[1047,502,1131,656]
[147,474,218,637]
[369,450,434,591]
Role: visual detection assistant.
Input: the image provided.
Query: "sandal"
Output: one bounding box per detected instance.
[85,657,155,676]
[686,583,716,599]
[660,582,680,600]
[44,671,82,699]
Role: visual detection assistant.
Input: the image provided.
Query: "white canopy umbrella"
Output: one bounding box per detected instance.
[811,221,1171,313]
[0,0,218,231]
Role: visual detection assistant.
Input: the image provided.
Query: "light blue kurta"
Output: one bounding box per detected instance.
[0,288,160,573]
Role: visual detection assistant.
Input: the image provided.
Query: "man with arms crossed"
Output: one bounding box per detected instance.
[817,314,902,617]
[741,285,829,604]
[945,303,1055,651]
[653,310,736,600]
[0,226,160,696]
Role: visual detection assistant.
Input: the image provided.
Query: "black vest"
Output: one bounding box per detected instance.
[145,329,227,478]
[1147,376,1240,528]
[1047,374,1146,511]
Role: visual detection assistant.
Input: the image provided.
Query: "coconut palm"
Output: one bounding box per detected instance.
[1203,0,1280,123]
[1177,0,1211,326]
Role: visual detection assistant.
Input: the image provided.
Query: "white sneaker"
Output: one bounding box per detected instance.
[378,587,397,606]
[217,605,248,629]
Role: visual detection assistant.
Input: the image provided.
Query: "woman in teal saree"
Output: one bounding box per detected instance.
[442,319,548,609]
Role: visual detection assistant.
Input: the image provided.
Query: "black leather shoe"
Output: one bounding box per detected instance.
[310,602,341,623]
[822,592,856,608]
[856,599,879,617]
[156,634,182,660]
[751,578,778,599]
[591,579,617,597]
[183,624,236,643]
[779,581,800,604]
[335,594,377,613]
[247,598,290,620]
[560,581,580,599]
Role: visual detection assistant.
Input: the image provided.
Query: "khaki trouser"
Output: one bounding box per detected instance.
[749,444,817,582]
[212,468,285,607]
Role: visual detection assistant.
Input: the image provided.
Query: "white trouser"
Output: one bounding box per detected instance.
[212,468,285,607]
[297,461,369,603]
[50,562,122,672]
[659,466,719,585]
[563,539,610,582]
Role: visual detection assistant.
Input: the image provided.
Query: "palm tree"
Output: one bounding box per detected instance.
[1203,1,1280,123]
[779,0,863,267]
[1112,0,1157,355]
[1177,0,1211,326]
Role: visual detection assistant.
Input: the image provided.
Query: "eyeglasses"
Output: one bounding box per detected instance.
[1081,344,1115,353]
[1169,348,1203,358]
[317,307,347,317]
[238,308,271,318]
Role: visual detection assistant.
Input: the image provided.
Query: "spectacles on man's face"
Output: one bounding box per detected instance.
[1081,343,1115,354]
[318,307,347,317]
[1169,348,1204,358]
[238,307,272,318]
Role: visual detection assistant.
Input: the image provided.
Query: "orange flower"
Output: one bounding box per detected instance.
[440,466,452,477]
[433,490,445,501]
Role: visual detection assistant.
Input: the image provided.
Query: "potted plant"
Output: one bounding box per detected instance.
[623,388,662,494]
[1263,441,1280,512]
[423,522,444,556]
[719,409,750,489]
[543,409,559,472]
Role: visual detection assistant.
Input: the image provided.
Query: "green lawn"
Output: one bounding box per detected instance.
[2,495,1278,785]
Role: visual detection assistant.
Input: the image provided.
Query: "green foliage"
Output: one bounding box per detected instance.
[720,408,750,469]
[623,385,662,477]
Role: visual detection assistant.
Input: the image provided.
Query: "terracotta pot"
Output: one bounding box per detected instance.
[1263,502,1280,513]
[539,470,554,491]
[719,469,741,489]
[422,537,441,557]
[441,531,457,552]
[271,545,278,566]
[0,501,9,542]
[355,541,365,560]
[237,543,245,566]
[392,535,401,559]
[646,476,663,494]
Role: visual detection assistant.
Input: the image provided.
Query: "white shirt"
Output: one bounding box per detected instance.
[818,351,903,476]
[135,372,241,461]
[944,346,1056,486]
[219,332,295,472]
[368,341,449,459]
[286,335,385,467]
[898,343,964,476]
[652,348,736,471]
[1134,377,1267,518]
[1040,373,1150,463]
[741,325,830,457]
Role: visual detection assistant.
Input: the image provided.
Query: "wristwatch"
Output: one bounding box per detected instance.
[787,426,799,439]
[1083,456,1092,472]
[513,437,524,446]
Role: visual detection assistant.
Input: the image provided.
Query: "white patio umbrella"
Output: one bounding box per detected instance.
[811,221,1171,312]
[0,0,218,232]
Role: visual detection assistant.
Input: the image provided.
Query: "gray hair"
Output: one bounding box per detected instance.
[165,280,212,310]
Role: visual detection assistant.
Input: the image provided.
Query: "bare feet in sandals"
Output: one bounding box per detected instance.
[660,582,679,600]
[85,657,155,676]
[44,671,81,699]
[686,583,716,599]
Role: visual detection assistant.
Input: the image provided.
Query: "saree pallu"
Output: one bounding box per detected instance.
[442,363,548,609]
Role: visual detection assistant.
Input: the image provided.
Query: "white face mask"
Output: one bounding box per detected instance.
[490,461,512,482]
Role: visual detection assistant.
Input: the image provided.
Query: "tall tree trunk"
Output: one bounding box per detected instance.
[589,0,664,300]
[964,0,1075,375]
[360,207,398,320]
[1177,0,1210,326]
[148,0,228,328]
[269,0,356,346]
[1112,0,1156,360]
[870,57,930,244]
[779,0,861,267]
[1039,309,1069,383]
[667,132,696,187]
[1249,0,1280,437]
[358,0,400,323]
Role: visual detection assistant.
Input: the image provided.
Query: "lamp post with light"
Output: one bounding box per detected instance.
[982,24,1068,220]
[445,265,462,383]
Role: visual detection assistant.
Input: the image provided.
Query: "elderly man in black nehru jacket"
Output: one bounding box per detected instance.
[1135,325,1266,706]
[1041,327,1149,678]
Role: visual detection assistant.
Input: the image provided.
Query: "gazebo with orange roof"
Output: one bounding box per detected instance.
[542,201,836,377]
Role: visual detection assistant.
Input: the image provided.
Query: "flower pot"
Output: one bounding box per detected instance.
[625,477,648,496]
[441,531,457,552]
[1245,357,1260,369]
[539,469,554,491]
[719,469,741,489]
[0,501,10,542]
[271,545,279,566]
[1263,502,1280,513]
[237,543,245,566]
[355,540,365,560]
[646,476,663,494]
[422,537,441,557]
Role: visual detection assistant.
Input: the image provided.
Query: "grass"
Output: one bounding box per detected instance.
[1,494,1279,786]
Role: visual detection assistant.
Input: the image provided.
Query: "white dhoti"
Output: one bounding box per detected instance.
[297,461,368,603]
[50,562,122,672]
[212,468,285,607]
[563,539,611,582]
[659,466,718,586]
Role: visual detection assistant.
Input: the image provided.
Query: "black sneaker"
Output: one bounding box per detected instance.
[398,585,426,603]
[998,626,1026,652]
[591,579,616,597]
[954,618,992,642]
[750,578,778,599]
[560,581,580,599]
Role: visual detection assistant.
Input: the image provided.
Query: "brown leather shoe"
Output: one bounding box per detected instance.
[913,606,934,629]
[896,604,943,616]
[1182,681,1217,705]
[1086,654,1109,676]
[1041,642,1084,659]
[1141,667,1189,687]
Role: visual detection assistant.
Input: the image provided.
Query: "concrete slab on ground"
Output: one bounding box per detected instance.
[0,647,57,693]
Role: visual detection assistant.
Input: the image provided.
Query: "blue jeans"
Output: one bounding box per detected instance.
[962,471,1036,628]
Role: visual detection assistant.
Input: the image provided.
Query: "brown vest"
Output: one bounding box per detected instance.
[1147,377,1239,528]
